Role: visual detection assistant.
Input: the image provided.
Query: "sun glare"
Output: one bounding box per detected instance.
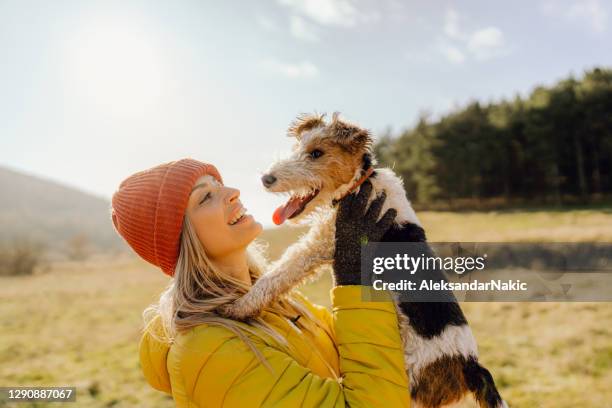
[65,20,164,117]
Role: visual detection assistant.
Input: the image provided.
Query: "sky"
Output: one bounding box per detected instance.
[1,0,611,227]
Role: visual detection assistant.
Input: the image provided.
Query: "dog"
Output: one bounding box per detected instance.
[220,113,507,408]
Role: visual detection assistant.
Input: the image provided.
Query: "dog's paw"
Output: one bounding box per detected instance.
[217,299,259,321]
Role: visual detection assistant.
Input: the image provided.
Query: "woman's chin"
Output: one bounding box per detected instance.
[236,215,263,241]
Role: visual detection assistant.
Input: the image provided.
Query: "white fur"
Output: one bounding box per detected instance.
[367,168,421,226]
[394,299,478,383]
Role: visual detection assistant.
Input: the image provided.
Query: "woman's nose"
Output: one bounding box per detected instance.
[226,187,240,204]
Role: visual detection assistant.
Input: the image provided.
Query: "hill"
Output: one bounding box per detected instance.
[0,165,122,254]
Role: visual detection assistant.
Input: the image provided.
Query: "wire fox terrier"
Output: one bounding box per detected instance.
[221,113,507,408]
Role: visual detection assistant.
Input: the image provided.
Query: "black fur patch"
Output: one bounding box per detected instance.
[381,221,427,242]
[362,153,372,173]
[463,356,504,407]
[399,302,468,339]
[383,222,468,338]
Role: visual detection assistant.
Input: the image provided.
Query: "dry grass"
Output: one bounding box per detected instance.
[1,209,611,407]
[418,209,612,242]
[0,257,174,408]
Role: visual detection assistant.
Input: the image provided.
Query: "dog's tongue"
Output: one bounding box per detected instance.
[273,196,303,225]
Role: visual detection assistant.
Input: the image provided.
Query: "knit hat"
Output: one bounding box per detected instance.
[111,158,223,276]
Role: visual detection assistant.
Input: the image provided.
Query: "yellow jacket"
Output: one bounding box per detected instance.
[139,286,410,407]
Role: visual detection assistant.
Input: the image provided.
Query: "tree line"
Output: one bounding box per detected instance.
[375,67,612,207]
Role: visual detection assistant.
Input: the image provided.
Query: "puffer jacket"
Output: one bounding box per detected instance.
[139,286,410,407]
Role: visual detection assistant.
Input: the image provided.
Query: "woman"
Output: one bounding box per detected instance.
[111,158,410,407]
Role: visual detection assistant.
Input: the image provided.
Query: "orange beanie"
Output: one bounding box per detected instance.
[111,158,223,276]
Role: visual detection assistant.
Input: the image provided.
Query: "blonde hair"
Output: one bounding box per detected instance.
[142,215,323,370]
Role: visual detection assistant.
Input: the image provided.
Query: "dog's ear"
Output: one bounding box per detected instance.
[329,112,373,153]
[288,113,326,140]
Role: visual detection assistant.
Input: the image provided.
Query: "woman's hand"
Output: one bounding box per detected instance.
[333,180,397,286]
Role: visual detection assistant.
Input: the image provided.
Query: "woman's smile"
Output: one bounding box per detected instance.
[227,205,248,225]
[229,213,253,226]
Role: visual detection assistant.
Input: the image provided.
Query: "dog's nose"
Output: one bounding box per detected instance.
[261,174,277,188]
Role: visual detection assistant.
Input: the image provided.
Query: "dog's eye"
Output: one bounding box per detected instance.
[309,149,324,159]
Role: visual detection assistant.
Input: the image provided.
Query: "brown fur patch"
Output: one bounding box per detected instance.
[328,113,373,154]
[302,137,365,191]
[411,355,470,407]
[288,113,326,139]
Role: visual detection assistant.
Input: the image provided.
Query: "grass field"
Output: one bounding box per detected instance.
[1,209,611,407]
